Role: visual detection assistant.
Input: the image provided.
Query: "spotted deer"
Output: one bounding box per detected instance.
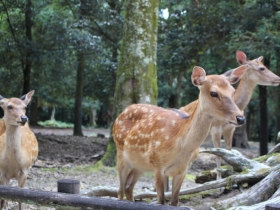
[0,90,38,210]
[181,51,280,179]
[113,65,247,206]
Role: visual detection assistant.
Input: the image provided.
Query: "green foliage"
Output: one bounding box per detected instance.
[38,120,73,128]
[0,0,279,141]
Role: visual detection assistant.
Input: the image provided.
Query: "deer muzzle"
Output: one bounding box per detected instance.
[18,115,28,126]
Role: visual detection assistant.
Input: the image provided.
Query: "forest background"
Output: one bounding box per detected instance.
[0,0,279,156]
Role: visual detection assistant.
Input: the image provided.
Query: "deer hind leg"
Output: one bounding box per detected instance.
[222,126,235,171]
[154,170,165,205]
[170,173,185,206]
[211,130,222,179]
[117,152,129,200]
[124,168,143,201]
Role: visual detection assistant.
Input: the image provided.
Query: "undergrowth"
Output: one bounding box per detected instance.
[38,120,74,128]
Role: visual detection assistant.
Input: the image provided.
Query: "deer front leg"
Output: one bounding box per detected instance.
[223,126,235,151]
[222,126,235,172]
[124,168,143,201]
[211,130,222,179]
[171,173,185,206]
[17,172,28,210]
[0,178,9,210]
[154,170,165,205]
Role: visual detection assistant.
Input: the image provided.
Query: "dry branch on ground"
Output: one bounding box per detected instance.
[86,148,280,209]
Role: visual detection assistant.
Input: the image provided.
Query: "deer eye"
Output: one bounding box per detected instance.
[210,92,218,98]
[7,105,13,110]
[260,67,265,71]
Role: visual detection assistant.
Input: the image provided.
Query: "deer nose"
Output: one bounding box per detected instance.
[236,116,245,125]
[21,116,28,123]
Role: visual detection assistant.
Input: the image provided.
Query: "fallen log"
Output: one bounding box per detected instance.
[86,165,277,201]
[84,148,280,209]
[0,185,190,210]
[199,148,270,172]
[268,142,280,154]
[226,196,280,210]
[216,169,280,209]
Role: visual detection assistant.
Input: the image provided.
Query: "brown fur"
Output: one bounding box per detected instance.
[113,66,246,206]
[0,91,38,210]
[181,51,280,179]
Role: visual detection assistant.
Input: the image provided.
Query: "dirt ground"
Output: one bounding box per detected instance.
[7,126,263,210]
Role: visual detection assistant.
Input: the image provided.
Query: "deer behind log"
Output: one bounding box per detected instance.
[113,65,247,206]
[0,90,38,210]
[181,51,280,179]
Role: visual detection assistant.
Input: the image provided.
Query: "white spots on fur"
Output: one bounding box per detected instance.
[155,141,161,148]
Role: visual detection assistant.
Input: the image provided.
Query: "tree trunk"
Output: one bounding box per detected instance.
[73,51,84,136]
[274,47,280,144]
[89,109,96,127]
[29,96,38,125]
[22,0,32,95]
[168,72,183,108]
[101,0,159,166]
[259,85,268,155]
[246,105,255,141]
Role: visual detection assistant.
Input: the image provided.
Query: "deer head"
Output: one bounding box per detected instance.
[0,90,35,126]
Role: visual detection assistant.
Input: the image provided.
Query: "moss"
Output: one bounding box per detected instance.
[225,176,234,190]
[185,174,196,181]
[253,153,275,163]
[114,0,158,106]
[179,189,219,201]
[100,136,117,167]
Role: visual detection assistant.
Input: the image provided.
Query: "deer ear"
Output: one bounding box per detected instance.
[21,90,35,105]
[236,50,248,65]
[0,96,4,106]
[192,66,206,87]
[257,56,263,62]
[223,64,248,84]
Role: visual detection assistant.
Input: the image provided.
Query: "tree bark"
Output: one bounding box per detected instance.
[259,85,268,155]
[22,0,32,95]
[0,186,187,210]
[73,51,84,136]
[101,0,159,166]
[274,47,280,144]
[217,170,280,208]
[29,96,38,125]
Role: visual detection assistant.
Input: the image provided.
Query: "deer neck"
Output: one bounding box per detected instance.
[234,73,257,110]
[4,124,22,155]
[180,103,213,149]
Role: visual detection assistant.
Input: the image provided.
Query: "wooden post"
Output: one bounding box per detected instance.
[57,179,80,194]
[266,204,280,210]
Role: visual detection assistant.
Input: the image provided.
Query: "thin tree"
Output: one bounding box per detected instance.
[101,0,159,166]
[73,0,93,136]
